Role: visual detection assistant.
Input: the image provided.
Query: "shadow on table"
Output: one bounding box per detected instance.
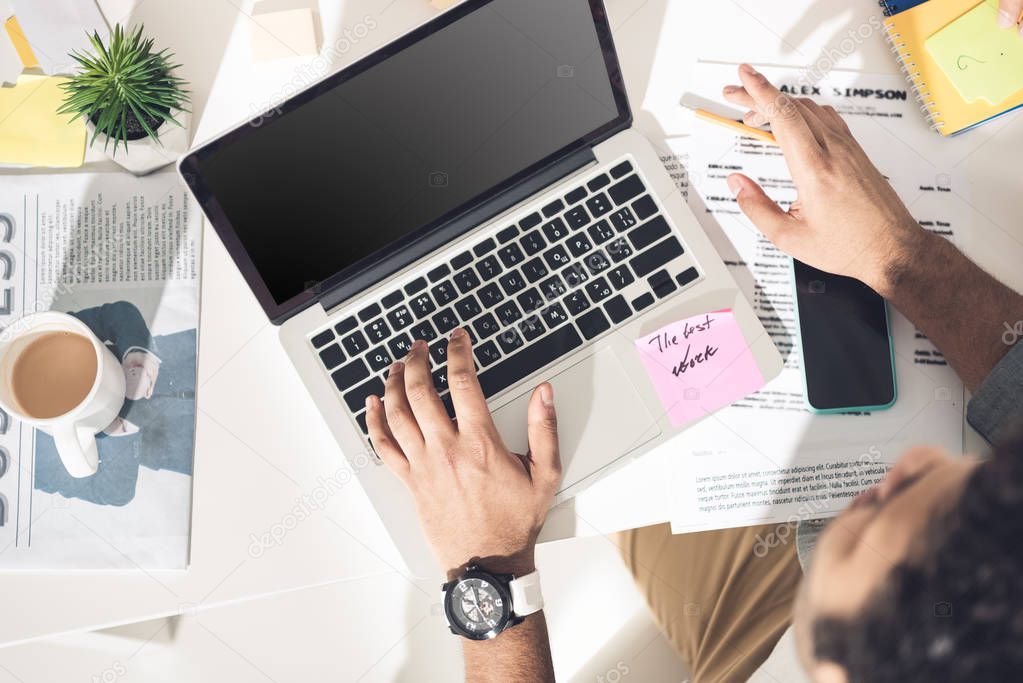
[780,0,882,67]
[568,608,690,683]
[95,614,180,644]
[613,0,671,144]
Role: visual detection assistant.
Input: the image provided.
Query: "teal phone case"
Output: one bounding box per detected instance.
[789,260,897,414]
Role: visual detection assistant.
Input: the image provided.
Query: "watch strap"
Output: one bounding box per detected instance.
[508,570,543,617]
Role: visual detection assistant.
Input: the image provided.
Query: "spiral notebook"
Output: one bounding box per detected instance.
[882,0,1023,135]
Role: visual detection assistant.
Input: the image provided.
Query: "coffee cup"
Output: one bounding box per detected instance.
[0,312,126,478]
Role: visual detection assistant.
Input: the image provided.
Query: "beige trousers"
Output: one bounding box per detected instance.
[617,523,802,683]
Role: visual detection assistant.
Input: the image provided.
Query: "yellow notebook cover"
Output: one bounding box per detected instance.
[884,0,1023,135]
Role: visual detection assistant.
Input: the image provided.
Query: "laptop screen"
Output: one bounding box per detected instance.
[181,0,629,322]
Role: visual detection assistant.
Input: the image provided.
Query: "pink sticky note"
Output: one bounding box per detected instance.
[635,309,765,427]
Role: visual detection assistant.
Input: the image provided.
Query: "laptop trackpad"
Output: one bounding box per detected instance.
[491,348,661,493]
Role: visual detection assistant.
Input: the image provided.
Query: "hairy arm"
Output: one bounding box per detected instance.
[883,232,1023,391]
[463,612,555,683]
[723,64,1023,393]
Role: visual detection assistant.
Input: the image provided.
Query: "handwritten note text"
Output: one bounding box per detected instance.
[635,309,766,427]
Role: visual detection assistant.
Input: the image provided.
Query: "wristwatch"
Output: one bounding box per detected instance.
[441,563,544,640]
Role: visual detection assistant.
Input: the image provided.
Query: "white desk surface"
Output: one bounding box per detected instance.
[1,0,1020,648]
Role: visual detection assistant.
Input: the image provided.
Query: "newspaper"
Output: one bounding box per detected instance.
[666,64,967,533]
[0,171,199,569]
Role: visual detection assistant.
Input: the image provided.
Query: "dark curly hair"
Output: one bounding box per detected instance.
[811,428,1023,681]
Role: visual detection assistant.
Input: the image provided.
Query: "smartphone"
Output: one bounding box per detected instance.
[792,260,897,413]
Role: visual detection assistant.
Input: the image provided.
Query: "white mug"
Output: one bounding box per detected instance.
[0,312,126,478]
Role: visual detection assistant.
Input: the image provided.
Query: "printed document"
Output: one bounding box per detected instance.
[665,64,968,533]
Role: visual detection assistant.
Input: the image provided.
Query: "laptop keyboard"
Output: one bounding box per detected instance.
[308,158,702,438]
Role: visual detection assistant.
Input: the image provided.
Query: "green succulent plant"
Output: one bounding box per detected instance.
[58,24,190,155]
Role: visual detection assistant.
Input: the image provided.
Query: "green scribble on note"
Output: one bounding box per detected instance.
[925,0,1023,105]
[954,55,987,70]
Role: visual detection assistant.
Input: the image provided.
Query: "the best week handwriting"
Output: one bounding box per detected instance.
[646,314,720,377]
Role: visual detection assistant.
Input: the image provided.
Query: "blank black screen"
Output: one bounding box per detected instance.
[195,0,620,306]
[794,261,896,411]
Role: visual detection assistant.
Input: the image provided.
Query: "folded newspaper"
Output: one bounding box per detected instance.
[0,171,199,569]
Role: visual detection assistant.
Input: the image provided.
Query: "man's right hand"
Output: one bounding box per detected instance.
[999,0,1022,32]
[721,64,927,297]
[365,329,561,579]
[720,64,1023,393]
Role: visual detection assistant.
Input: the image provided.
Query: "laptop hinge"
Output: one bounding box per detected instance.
[318,147,596,314]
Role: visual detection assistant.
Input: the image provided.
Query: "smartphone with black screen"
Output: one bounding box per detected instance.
[792,260,897,413]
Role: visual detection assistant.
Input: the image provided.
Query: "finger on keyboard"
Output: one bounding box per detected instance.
[383,361,424,453]
[445,328,492,430]
[403,340,453,439]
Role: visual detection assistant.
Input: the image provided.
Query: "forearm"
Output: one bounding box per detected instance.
[881,230,1023,391]
[463,612,555,683]
[451,551,555,683]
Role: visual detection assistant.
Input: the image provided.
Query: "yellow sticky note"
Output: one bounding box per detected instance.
[925,0,1023,106]
[4,16,38,69]
[0,75,86,167]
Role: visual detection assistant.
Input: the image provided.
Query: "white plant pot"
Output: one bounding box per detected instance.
[87,110,191,176]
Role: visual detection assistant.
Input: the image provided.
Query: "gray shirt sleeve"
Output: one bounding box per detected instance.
[966,341,1023,445]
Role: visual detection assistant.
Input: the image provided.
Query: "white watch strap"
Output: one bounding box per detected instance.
[508,570,543,617]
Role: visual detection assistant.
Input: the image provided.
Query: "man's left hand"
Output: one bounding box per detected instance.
[366,328,562,578]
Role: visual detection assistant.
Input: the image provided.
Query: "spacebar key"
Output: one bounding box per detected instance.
[477,326,583,399]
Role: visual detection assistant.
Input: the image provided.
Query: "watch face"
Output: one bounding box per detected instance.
[445,573,512,640]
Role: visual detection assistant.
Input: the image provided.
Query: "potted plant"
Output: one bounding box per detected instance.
[58,24,190,176]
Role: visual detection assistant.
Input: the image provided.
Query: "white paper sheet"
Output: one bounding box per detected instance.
[9,0,107,75]
[667,63,968,534]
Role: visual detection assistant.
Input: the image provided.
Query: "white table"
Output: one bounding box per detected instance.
[1,0,1020,648]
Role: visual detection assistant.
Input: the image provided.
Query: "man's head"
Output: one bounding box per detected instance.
[794,430,1023,682]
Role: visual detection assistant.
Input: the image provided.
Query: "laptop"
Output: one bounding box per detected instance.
[179,0,782,576]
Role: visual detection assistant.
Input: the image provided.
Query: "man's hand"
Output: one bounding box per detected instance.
[122,350,160,400]
[366,328,562,578]
[999,0,1022,32]
[721,64,1023,392]
[722,64,926,298]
